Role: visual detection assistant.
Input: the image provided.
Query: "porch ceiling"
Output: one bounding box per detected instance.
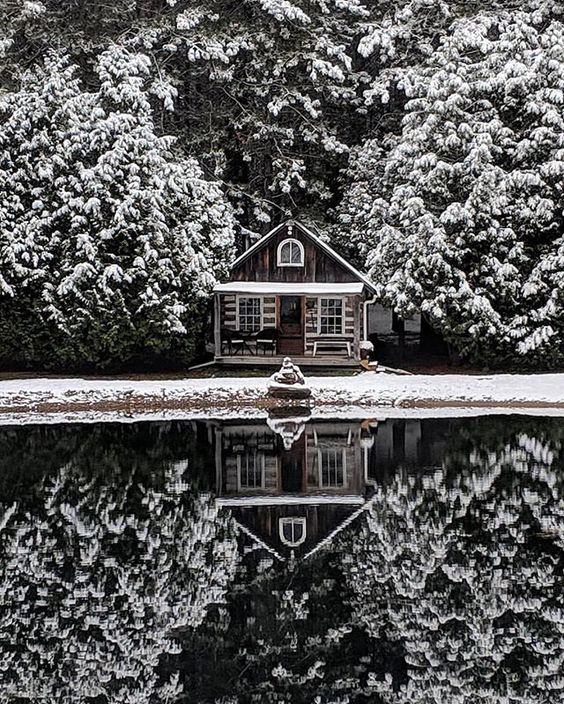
[213,282,364,295]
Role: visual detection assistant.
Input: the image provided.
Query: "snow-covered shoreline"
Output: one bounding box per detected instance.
[0,372,563,425]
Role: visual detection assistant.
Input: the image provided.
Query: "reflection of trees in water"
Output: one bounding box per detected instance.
[0,421,217,501]
[0,460,238,703]
[0,416,563,703]
[342,418,564,704]
[182,547,376,703]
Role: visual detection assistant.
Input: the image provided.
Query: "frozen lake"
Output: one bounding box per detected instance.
[1,413,563,702]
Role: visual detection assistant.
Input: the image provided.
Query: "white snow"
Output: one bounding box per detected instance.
[0,372,562,426]
[213,281,364,294]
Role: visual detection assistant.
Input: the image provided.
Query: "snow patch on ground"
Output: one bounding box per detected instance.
[0,372,563,425]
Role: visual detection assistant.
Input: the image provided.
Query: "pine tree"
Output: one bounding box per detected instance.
[338,9,564,366]
[0,459,239,702]
[341,421,564,703]
[0,46,236,369]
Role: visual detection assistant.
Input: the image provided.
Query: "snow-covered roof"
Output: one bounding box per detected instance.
[304,502,371,561]
[229,220,377,293]
[213,282,364,295]
[215,495,365,507]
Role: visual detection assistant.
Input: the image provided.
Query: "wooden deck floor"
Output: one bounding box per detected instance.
[215,354,360,368]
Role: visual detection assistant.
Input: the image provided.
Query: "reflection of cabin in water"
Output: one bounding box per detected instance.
[211,416,441,561]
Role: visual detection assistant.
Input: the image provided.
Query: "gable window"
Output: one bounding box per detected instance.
[279,517,307,547]
[238,297,262,331]
[319,298,343,335]
[277,238,304,267]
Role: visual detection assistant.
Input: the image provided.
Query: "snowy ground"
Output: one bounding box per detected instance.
[0,372,563,425]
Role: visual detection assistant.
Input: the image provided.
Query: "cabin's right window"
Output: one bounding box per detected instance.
[319,298,343,335]
[238,297,262,331]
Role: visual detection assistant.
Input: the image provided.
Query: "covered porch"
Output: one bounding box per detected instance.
[213,282,365,364]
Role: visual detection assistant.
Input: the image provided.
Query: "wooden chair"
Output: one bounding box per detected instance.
[255,328,279,355]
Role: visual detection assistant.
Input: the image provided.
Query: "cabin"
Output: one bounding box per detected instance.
[213,220,378,366]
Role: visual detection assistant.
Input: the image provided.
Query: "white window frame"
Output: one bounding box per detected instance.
[317,447,347,488]
[317,297,345,336]
[277,238,305,268]
[278,517,307,547]
[236,295,263,332]
[237,452,266,490]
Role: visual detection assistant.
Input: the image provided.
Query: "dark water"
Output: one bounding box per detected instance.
[1,413,563,703]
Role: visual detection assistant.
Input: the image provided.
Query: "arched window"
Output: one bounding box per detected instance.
[277,238,304,267]
[278,517,307,547]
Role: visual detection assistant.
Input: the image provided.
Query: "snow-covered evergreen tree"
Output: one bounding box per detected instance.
[338,9,564,366]
[0,45,235,368]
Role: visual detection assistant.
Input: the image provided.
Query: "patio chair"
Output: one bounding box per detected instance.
[255,328,279,356]
[221,328,245,355]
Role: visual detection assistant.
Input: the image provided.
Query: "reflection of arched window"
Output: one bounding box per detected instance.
[279,517,307,546]
[277,238,304,267]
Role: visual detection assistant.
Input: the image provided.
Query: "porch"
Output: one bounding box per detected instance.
[213,282,365,364]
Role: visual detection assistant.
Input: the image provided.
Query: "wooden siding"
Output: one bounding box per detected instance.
[263,297,276,328]
[221,294,237,328]
[231,223,359,284]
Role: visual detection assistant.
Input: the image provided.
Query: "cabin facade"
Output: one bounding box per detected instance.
[213,220,377,365]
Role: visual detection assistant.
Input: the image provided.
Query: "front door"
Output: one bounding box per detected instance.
[278,296,304,355]
[279,432,306,493]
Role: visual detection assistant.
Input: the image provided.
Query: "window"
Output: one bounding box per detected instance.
[279,517,307,547]
[319,298,343,335]
[237,452,265,490]
[238,297,262,331]
[277,238,304,267]
[318,448,346,487]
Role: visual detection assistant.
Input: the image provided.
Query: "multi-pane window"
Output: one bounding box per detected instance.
[319,298,343,335]
[238,297,262,331]
[237,452,265,489]
[277,239,304,267]
[319,448,345,487]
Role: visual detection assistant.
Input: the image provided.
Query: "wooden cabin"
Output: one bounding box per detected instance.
[213,220,378,366]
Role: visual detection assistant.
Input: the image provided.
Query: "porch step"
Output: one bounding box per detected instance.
[215,354,359,368]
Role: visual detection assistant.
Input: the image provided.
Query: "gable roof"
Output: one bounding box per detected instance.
[230,220,377,293]
[216,500,370,564]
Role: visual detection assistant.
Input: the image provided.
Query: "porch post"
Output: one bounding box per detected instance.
[353,295,360,359]
[214,293,221,358]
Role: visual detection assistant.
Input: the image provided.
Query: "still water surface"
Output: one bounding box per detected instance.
[1,414,563,703]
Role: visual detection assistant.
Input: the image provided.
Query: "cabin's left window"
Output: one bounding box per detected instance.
[237,452,265,490]
[238,297,262,331]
